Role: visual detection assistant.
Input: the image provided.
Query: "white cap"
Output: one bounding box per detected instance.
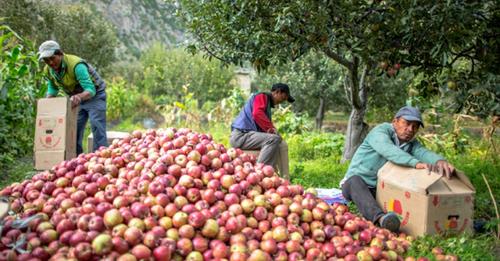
[38,40,60,60]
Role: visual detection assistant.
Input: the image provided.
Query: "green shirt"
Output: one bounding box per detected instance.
[342,122,444,187]
[47,62,96,97]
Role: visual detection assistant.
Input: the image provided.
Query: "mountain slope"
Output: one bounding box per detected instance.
[45,0,184,58]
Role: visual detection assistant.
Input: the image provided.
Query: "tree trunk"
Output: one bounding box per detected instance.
[321,49,371,162]
[342,108,369,162]
[315,97,326,130]
[341,60,370,162]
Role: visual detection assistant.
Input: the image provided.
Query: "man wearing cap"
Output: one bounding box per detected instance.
[230,83,295,180]
[340,106,456,233]
[38,40,107,155]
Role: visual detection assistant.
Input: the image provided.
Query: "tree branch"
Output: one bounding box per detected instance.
[449,45,476,65]
[358,64,370,106]
[193,32,233,64]
[200,44,230,63]
[322,48,352,69]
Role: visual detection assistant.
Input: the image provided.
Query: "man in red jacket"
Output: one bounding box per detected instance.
[230,83,295,179]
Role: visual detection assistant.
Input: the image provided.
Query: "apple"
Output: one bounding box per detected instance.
[92,234,112,255]
[104,209,124,228]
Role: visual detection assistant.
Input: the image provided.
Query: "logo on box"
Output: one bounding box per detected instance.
[434,216,469,234]
[384,199,411,226]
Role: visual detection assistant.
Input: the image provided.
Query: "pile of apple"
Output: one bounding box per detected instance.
[0,128,454,261]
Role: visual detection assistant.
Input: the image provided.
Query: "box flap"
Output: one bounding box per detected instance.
[378,162,442,194]
[37,97,70,116]
[428,174,475,195]
[455,171,475,191]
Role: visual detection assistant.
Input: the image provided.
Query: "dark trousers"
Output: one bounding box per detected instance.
[341,175,385,223]
[76,91,107,155]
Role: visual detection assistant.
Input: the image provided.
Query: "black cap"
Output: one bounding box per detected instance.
[271,83,295,103]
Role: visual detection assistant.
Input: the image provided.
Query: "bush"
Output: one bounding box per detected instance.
[106,77,141,122]
[288,132,344,161]
[0,26,43,169]
[273,106,313,135]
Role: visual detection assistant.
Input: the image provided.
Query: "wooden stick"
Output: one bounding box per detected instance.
[481,174,500,239]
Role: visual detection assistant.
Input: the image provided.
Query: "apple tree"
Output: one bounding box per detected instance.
[141,44,237,108]
[174,0,499,161]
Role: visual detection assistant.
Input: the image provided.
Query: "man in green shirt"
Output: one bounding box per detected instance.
[38,40,108,155]
[341,106,456,232]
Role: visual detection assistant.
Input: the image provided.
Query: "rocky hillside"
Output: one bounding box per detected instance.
[45,0,184,59]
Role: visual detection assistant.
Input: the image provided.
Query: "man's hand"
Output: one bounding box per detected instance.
[267,128,278,134]
[70,95,81,108]
[415,162,430,170]
[432,160,456,179]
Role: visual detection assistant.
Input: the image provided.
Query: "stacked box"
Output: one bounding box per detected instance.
[34,97,77,170]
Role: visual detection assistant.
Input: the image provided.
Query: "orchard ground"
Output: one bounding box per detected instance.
[2,113,499,260]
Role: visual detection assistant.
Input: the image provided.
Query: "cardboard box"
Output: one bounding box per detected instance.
[376,162,475,236]
[34,151,67,170]
[34,97,77,170]
[87,131,130,152]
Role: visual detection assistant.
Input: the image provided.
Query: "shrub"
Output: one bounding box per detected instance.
[273,106,313,135]
[288,132,344,161]
[0,26,43,169]
[106,77,141,122]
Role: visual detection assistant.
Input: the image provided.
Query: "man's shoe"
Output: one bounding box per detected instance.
[379,212,400,233]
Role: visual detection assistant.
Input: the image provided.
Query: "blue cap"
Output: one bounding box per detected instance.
[395,106,424,127]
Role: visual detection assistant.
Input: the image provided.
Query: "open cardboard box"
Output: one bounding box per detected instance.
[376,162,475,236]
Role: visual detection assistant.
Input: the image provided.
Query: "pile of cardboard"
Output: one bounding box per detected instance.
[34,97,77,170]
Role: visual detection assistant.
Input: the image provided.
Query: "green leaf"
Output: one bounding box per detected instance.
[174,101,186,110]
[17,65,28,76]
[10,46,20,62]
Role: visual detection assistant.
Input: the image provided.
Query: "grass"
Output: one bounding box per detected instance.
[407,233,499,260]
[290,157,349,189]
[0,156,36,189]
